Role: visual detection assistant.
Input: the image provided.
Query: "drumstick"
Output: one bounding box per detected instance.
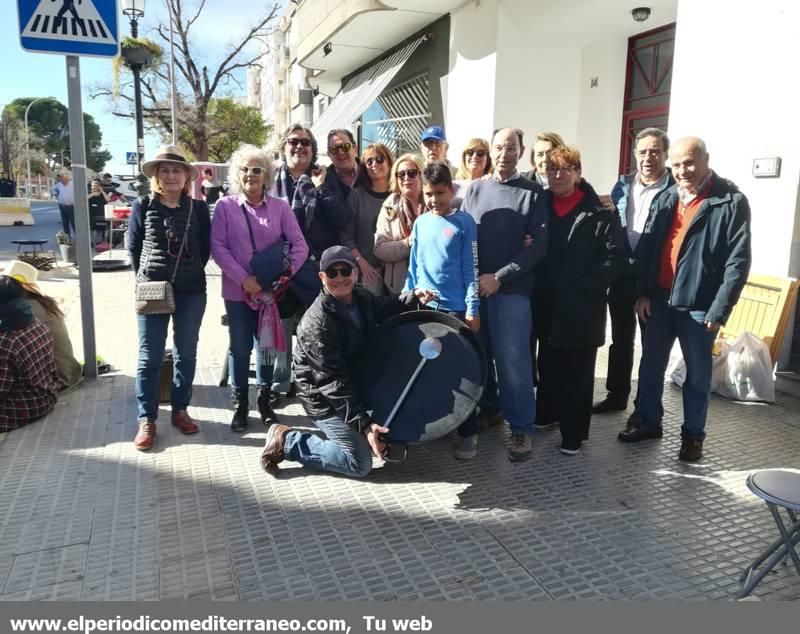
[383,336,442,430]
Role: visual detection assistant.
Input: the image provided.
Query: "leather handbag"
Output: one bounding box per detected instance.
[135,200,193,315]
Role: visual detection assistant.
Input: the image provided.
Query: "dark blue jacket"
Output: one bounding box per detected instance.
[610,170,674,273]
[637,172,752,325]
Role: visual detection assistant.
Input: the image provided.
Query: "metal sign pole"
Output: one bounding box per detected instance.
[65,55,97,380]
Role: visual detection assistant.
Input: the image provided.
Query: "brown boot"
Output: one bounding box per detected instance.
[134,419,156,451]
[260,424,290,474]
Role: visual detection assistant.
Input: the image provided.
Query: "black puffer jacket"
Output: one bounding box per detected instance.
[534,180,625,349]
[293,287,417,421]
[128,195,211,294]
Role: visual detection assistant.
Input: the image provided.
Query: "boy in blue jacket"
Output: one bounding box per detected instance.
[403,161,480,459]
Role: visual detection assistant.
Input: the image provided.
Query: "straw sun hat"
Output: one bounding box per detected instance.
[140,145,198,179]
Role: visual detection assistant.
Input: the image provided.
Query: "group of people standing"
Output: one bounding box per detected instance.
[84,119,752,479]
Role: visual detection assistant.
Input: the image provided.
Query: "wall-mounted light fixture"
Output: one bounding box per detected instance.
[631,7,651,22]
[323,42,333,57]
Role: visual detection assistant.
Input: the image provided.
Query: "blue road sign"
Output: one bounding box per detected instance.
[126,151,137,165]
[17,0,119,58]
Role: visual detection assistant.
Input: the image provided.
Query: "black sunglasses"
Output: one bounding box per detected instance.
[287,138,312,147]
[397,169,420,180]
[465,149,487,158]
[328,143,353,155]
[365,155,386,166]
[324,265,354,279]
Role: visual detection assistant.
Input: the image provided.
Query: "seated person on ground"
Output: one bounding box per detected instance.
[0,275,58,433]
[3,262,83,391]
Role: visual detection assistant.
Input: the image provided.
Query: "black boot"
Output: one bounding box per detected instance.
[230,389,249,432]
[257,386,279,427]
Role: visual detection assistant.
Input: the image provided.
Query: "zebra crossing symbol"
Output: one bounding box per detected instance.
[17,0,119,58]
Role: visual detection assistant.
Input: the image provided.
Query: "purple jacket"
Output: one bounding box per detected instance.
[211,193,309,302]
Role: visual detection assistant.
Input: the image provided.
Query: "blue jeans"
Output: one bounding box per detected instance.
[284,416,373,478]
[637,291,717,440]
[136,292,206,420]
[225,300,275,391]
[58,204,75,238]
[479,293,536,434]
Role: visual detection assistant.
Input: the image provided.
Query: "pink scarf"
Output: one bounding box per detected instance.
[244,291,286,353]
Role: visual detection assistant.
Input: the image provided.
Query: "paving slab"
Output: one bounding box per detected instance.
[0,233,799,601]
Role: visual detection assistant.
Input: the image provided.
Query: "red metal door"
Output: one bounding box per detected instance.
[618,23,676,175]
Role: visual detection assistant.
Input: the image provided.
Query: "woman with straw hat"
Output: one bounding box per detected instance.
[127,145,211,451]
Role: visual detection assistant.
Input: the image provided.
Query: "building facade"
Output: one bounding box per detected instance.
[248,0,800,370]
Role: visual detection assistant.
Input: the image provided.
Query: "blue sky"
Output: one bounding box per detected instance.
[3,0,276,175]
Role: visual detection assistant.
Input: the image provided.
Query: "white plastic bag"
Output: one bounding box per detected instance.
[714,332,775,402]
[669,339,729,391]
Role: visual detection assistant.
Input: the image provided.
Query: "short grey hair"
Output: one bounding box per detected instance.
[227,143,275,194]
[634,127,670,153]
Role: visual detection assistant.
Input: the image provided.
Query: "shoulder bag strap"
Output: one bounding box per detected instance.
[240,203,258,256]
[169,199,193,284]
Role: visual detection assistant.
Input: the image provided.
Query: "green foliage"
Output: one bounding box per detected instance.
[3,98,110,173]
[186,98,271,163]
[112,37,164,95]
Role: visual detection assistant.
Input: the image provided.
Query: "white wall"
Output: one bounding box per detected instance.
[492,0,676,186]
[669,0,800,279]
[444,0,499,165]
[576,38,629,192]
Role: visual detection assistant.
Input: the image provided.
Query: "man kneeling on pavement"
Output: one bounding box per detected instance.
[617,136,752,462]
[260,246,431,478]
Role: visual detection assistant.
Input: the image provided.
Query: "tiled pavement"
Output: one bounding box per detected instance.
[0,247,798,601]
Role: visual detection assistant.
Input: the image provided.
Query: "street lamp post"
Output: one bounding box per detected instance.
[25,96,51,200]
[166,0,179,145]
[122,0,148,195]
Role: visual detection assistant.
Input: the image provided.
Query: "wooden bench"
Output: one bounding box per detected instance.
[719,274,799,365]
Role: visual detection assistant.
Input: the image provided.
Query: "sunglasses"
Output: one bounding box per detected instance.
[239,166,264,175]
[397,169,420,180]
[287,137,312,148]
[324,265,354,279]
[328,143,353,155]
[365,155,386,166]
[465,149,487,158]
[164,216,176,241]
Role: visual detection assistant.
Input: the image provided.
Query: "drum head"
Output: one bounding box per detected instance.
[354,310,487,444]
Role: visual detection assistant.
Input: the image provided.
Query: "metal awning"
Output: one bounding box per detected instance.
[310,37,425,142]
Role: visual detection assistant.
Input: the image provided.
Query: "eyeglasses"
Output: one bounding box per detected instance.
[365,155,386,166]
[328,143,353,155]
[286,138,312,148]
[324,265,353,279]
[546,166,576,177]
[397,169,420,180]
[465,149,487,158]
[239,166,264,175]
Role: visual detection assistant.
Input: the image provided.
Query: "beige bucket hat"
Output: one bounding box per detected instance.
[141,145,198,179]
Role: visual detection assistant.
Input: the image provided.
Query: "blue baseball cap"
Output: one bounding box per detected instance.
[420,126,447,143]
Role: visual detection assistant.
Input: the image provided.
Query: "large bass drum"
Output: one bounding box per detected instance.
[353,309,487,444]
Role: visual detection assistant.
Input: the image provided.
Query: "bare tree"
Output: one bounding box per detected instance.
[95,0,279,160]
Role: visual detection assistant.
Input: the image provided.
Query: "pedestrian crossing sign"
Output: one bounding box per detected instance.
[17,0,119,58]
